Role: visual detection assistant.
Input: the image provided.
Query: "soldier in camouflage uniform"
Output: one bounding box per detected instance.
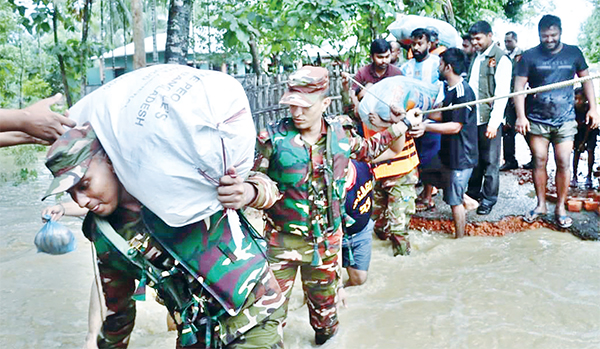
[42,124,286,348]
[241,66,421,345]
[371,166,419,256]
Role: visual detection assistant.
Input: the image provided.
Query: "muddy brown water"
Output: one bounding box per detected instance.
[1,157,599,348]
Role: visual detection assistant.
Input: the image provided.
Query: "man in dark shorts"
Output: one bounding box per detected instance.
[411,48,478,238]
[514,15,599,228]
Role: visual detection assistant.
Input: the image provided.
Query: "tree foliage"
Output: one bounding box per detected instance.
[1,0,546,107]
[204,0,397,73]
[401,0,532,34]
[579,0,600,63]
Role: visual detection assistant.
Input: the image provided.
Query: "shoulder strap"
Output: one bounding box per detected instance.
[93,216,208,347]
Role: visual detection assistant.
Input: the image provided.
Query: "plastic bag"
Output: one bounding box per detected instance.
[388,15,462,48]
[34,215,77,255]
[358,76,440,130]
[67,65,256,227]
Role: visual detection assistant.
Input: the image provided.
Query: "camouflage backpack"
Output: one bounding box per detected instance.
[90,208,268,347]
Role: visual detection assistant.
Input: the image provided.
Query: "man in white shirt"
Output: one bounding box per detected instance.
[466,20,512,215]
[400,28,440,84]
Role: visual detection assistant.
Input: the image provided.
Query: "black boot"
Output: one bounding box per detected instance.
[500,161,518,171]
[315,328,338,345]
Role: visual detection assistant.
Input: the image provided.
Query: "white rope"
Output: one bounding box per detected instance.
[423,74,600,115]
[343,72,600,115]
[344,74,391,107]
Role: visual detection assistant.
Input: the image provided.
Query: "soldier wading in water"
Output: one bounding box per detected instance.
[236,66,422,345]
[42,124,287,349]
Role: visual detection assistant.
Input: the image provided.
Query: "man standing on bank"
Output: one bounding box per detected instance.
[514,14,599,228]
[500,31,525,171]
[466,21,513,215]
[411,48,478,238]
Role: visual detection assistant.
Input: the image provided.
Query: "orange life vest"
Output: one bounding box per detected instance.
[363,122,420,179]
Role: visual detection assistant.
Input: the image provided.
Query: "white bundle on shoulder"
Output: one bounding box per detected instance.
[358,76,440,130]
[68,65,256,227]
[388,14,462,48]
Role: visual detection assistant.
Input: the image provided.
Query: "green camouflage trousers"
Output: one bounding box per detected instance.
[265,228,342,338]
[372,168,418,256]
[176,313,284,349]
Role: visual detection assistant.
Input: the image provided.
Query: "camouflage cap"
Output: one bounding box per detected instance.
[279,66,329,107]
[42,122,102,200]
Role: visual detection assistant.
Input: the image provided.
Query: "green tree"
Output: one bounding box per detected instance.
[9,0,101,106]
[205,0,397,75]
[401,0,532,34]
[1,0,54,108]
[579,0,600,63]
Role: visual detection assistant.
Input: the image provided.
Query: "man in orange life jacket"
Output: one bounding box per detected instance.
[366,107,420,256]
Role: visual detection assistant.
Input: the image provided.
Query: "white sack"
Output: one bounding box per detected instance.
[358,76,439,130]
[388,15,462,48]
[69,65,256,227]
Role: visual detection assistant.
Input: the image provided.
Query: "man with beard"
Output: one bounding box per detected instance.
[514,14,598,228]
[400,28,442,213]
[466,20,512,216]
[461,34,476,72]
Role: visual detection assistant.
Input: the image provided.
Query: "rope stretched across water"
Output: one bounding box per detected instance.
[344,73,600,115]
[423,74,600,115]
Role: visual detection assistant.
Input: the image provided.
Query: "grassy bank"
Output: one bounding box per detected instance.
[0,145,48,184]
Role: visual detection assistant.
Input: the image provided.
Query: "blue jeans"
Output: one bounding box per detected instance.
[342,219,374,271]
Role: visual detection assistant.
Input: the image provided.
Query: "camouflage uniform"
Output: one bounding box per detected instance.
[371,168,419,256]
[43,124,286,349]
[247,67,408,342]
[364,129,420,256]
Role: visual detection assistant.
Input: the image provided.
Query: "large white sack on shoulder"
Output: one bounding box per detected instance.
[388,15,462,48]
[68,65,255,227]
[358,76,439,130]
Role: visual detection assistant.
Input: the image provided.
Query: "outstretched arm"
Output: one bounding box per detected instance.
[0,94,76,144]
[0,131,51,147]
[351,107,422,162]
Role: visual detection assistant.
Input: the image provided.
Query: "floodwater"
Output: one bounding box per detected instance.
[1,156,599,348]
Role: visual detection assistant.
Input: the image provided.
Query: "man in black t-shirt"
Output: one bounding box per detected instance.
[514,15,599,229]
[411,48,478,238]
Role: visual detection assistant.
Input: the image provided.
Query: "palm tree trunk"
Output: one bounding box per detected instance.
[80,0,92,96]
[131,0,146,69]
[165,0,194,65]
